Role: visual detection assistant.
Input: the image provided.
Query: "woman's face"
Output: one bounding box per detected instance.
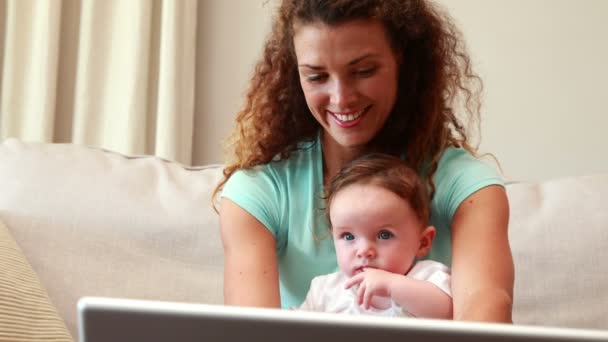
[293,19,399,149]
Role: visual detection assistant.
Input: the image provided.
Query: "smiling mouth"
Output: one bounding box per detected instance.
[328,106,371,127]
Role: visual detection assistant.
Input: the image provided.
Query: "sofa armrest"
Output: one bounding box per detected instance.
[0,218,73,341]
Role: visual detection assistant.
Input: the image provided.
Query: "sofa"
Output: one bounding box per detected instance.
[0,138,607,340]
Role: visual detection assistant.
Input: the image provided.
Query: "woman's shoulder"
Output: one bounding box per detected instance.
[224,138,321,191]
[435,147,503,185]
[272,138,320,172]
[431,146,504,220]
[220,138,323,245]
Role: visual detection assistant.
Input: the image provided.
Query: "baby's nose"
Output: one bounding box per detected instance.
[357,244,376,259]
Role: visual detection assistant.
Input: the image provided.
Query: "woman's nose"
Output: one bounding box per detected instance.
[330,79,357,109]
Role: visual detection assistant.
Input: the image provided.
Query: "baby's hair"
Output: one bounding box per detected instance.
[325,153,430,228]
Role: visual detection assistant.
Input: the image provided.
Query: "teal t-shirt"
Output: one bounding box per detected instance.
[221,137,503,309]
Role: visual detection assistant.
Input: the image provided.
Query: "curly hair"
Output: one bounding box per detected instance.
[212,0,482,206]
[325,153,430,229]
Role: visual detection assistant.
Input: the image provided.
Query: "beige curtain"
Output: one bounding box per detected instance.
[0,0,197,165]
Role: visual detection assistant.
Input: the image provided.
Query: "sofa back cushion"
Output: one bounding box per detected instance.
[507,175,608,329]
[0,139,224,337]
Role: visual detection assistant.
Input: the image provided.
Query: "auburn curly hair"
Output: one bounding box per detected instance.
[212,0,482,207]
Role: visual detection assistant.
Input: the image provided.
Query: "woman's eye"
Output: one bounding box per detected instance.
[342,233,355,241]
[355,67,376,77]
[378,231,393,240]
[307,74,327,83]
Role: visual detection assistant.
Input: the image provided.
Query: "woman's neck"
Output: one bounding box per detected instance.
[321,133,368,185]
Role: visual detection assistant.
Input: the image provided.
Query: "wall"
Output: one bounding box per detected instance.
[194,0,608,182]
[193,0,274,166]
[438,0,608,181]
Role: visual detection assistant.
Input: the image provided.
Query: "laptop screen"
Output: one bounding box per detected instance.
[78,297,608,342]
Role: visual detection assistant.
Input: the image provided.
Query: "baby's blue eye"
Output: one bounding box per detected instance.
[342,233,355,241]
[378,231,393,240]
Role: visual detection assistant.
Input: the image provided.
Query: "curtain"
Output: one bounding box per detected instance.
[0,0,197,165]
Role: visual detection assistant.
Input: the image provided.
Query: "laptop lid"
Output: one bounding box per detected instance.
[78,296,608,342]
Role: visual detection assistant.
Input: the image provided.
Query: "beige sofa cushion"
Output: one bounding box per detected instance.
[0,219,72,341]
[507,175,608,329]
[0,139,224,337]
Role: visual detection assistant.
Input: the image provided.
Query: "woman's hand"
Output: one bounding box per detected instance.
[220,198,281,307]
[451,185,514,323]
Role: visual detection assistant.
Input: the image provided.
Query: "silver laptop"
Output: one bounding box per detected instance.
[78,296,608,342]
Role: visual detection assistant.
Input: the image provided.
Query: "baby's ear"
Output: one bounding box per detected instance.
[416,226,436,258]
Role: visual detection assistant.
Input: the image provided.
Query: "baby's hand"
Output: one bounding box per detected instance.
[344,268,398,309]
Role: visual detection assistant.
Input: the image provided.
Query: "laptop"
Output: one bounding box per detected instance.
[78,296,608,342]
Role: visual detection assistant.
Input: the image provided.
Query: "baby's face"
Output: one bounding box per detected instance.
[330,183,427,277]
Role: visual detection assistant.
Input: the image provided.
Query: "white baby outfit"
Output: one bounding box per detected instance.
[298,260,451,317]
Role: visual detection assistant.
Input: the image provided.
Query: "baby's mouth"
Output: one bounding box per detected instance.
[354,265,376,274]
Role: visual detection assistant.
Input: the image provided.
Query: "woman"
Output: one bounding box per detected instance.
[214,0,514,322]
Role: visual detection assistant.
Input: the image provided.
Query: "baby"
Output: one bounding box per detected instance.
[300,153,452,319]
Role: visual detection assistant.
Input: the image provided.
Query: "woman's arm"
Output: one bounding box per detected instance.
[450,185,514,322]
[220,198,281,307]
